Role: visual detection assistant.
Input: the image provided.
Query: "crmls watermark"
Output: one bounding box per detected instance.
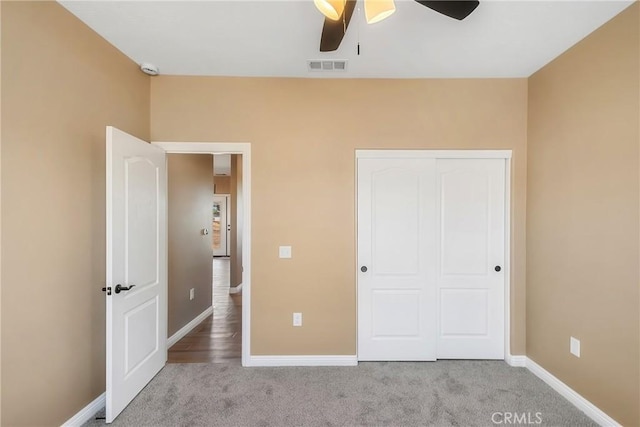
[491,412,543,425]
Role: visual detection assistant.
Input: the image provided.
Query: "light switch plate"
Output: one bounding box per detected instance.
[189,288,195,301]
[293,312,302,327]
[570,337,580,357]
[279,246,292,259]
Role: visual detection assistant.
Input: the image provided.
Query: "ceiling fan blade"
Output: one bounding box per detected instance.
[320,0,357,52]
[414,1,479,20]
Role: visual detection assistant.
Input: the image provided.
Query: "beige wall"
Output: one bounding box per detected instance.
[1,2,150,426]
[150,77,528,356]
[527,4,639,426]
[213,155,231,194]
[214,175,231,194]
[168,154,214,336]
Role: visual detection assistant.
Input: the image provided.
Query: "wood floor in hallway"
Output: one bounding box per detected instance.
[168,257,242,363]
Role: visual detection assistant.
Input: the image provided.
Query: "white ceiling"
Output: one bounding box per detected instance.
[58,0,633,78]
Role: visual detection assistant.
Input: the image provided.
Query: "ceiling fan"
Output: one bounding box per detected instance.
[316,0,480,52]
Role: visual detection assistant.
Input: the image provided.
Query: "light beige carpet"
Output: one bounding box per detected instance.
[84,361,596,426]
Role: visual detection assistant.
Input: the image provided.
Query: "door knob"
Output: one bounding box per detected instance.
[115,284,135,294]
[361,266,368,273]
[494,266,502,272]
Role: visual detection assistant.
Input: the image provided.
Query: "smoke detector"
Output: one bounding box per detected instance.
[140,63,159,76]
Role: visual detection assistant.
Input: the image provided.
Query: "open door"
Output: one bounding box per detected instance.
[105,126,167,422]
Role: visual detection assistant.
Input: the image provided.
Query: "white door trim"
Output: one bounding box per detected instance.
[355,149,513,360]
[152,141,251,367]
[504,156,513,361]
[356,150,512,159]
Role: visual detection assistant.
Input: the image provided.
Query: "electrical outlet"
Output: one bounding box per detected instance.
[279,246,292,259]
[570,337,580,357]
[293,312,302,327]
[190,288,195,301]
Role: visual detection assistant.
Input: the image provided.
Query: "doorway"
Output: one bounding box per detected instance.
[356,150,511,362]
[165,152,242,364]
[106,131,252,421]
[212,195,230,257]
[154,142,252,366]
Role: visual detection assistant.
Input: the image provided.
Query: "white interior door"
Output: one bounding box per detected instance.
[436,158,505,359]
[212,195,229,256]
[357,158,437,361]
[106,126,167,422]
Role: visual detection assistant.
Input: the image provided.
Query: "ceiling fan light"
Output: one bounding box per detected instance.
[365,0,396,24]
[314,0,346,21]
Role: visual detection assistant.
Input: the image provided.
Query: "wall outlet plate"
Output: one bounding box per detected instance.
[293,312,302,327]
[279,246,292,259]
[570,337,580,357]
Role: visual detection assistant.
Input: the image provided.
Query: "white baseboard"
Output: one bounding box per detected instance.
[526,358,620,427]
[247,355,358,367]
[167,306,213,348]
[229,283,243,294]
[62,392,105,426]
[505,354,527,367]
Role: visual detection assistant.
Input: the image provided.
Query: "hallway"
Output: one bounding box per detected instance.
[168,257,242,363]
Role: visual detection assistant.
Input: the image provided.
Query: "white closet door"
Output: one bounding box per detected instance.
[435,158,505,359]
[357,158,437,361]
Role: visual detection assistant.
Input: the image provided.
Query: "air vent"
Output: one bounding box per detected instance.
[307,60,348,72]
[333,60,347,70]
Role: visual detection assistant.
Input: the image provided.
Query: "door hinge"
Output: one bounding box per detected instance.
[102,286,112,296]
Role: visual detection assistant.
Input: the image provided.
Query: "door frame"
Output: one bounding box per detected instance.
[355,149,513,361]
[153,142,251,367]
